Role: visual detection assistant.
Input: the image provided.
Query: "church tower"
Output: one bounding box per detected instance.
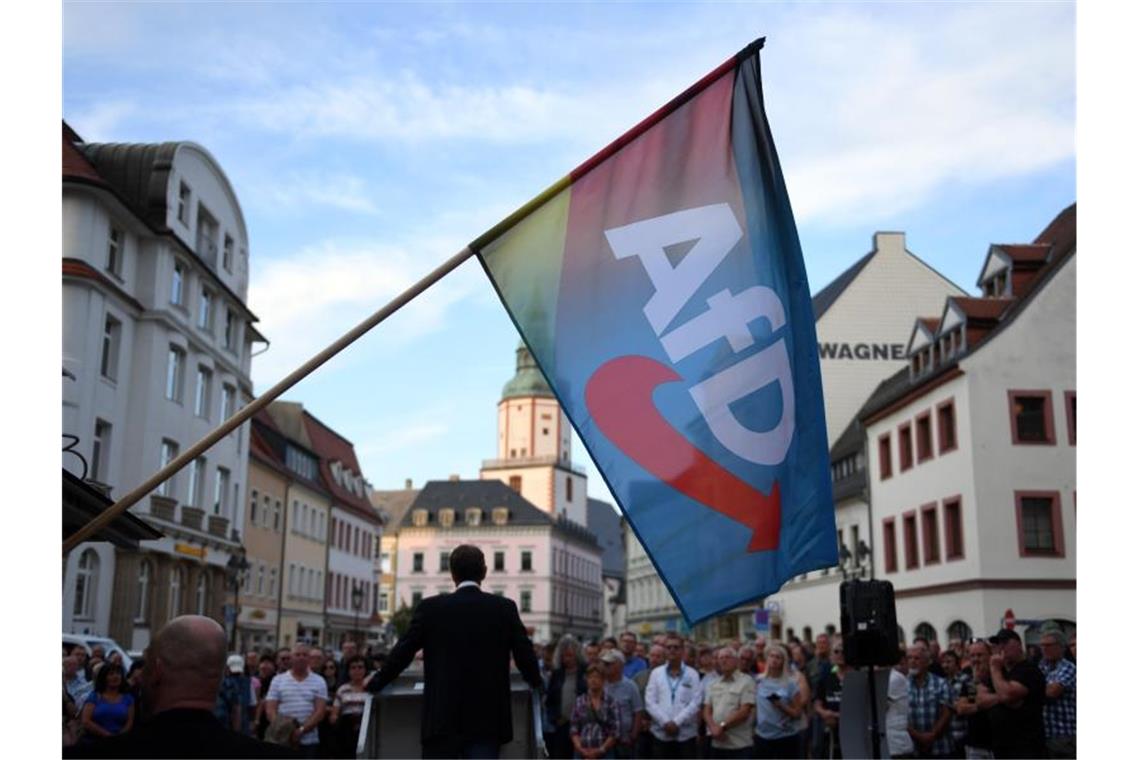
[479,342,588,526]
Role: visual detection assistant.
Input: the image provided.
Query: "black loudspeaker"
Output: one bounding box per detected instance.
[840,579,899,668]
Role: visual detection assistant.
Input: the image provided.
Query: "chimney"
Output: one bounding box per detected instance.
[405,478,413,490]
[448,474,460,482]
[873,231,906,257]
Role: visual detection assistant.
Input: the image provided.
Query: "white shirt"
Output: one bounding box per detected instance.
[266,671,328,746]
[456,581,481,590]
[885,668,914,757]
[644,663,702,742]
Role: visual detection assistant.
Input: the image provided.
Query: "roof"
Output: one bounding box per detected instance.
[586,498,626,578]
[404,480,600,549]
[812,251,874,320]
[251,408,331,498]
[300,410,379,522]
[996,244,1051,264]
[829,417,864,461]
[502,342,554,401]
[858,204,1076,424]
[919,318,941,334]
[370,488,421,527]
[63,469,163,550]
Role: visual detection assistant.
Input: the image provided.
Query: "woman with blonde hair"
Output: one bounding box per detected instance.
[753,643,804,759]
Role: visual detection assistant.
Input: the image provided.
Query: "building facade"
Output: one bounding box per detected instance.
[370,482,420,646]
[862,205,1076,645]
[63,122,263,649]
[393,479,604,643]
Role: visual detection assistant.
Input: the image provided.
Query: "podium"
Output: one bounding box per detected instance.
[357,669,545,758]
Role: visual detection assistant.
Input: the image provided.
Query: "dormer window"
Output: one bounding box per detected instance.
[412,509,429,527]
[492,507,509,526]
[983,269,1009,298]
[439,509,455,528]
[465,508,482,526]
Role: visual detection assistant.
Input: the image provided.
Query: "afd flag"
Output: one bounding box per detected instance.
[471,39,836,624]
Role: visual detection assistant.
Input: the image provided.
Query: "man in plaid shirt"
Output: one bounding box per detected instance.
[1039,631,1076,759]
[906,645,954,758]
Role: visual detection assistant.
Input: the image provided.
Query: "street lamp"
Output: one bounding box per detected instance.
[225,548,250,650]
[351,581,364,647]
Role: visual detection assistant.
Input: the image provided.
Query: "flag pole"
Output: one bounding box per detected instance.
[63,246,475,556]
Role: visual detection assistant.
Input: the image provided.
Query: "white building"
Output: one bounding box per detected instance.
[62,122,263,648]
[625,231,964,640]
[861,205,1076,645]
[393,479,605,643]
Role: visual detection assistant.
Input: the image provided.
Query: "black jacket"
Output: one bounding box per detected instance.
[64,708,297,758]
[367,585,542,745]
[544,667,587,727]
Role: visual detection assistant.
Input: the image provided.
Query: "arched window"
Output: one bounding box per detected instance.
[195,573,208,615]
[913,622,938,644]
[73,549,99,619]
[135,560,152,622]
[947,620,973,643]
[169,566,184,620]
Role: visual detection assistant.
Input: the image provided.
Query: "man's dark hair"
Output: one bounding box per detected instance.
[450,544,487,584]
[602,637,618,648]
[94,662,125,694]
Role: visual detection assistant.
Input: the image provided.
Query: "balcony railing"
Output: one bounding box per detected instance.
[481,455,585,475]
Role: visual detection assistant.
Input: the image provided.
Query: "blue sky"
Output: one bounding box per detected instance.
[62,1,1075,504]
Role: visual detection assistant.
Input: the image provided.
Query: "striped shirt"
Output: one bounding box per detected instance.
[266,671,328,746]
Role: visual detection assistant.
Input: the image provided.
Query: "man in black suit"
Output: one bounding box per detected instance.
[66,615,295,759]
[367,544,543,759]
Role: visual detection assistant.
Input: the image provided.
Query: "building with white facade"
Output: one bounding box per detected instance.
[625,230,965,640]
[393,479,604,643]
[860,205,1076,646]
[371,482,419,645]
[480,343,587,525]
[62,122,264,649]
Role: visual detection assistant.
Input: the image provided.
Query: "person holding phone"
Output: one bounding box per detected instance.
[753,644,803,759]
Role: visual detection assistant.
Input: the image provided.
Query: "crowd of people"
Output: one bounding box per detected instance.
[62,620,1076,759]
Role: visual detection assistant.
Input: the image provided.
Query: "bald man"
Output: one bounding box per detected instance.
[65,615,294,758]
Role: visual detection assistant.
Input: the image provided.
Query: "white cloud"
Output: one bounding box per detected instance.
[245,171,380,215]
[356,421,450,458]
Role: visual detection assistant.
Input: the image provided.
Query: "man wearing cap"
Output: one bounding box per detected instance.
[601,649,643,759]
[216,653,253,735]
[977,629,1046,759]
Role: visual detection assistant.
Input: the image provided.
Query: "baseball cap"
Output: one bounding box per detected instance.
[599,649,625,665]
[989,629,1021,646]
[226,654,244,673]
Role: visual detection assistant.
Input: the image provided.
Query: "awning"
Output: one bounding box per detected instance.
[63,469,163,551]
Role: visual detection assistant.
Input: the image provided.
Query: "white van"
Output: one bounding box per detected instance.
[62,633,133,672]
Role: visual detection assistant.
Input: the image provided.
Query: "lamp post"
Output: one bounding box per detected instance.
[351,581,364,647]
[225,548,250,650]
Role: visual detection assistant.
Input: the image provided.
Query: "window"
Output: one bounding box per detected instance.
[465,508,481,526]
[177,182,191,225]
[262,496,271,528]
[195,574,207,614]
[878,435,892,480]
[566,477,573,501]
[91,419,111,483]
[937,399,958,453]
[379,592,389,613]
[439,552,450,573]
[439,508,455,528]
[902,512,918,570]
[169,566,184,619]
[106,225,123,277]
[187,457,205,508]
[223,310,238,352]
[1016,492,1065,557]
[1065,391,1076,445]
[916,413,933,462]
[380,552,392,574]
[171,260,185,306]
[194,366,212,418]
[135,561,151,622]
[100,314,121,381]
[494,551,505,572]
[943,498,964,560]
[947,620,973,643]
[223,234,234,272]
[213,468,229,517]
[898,423,914,471]
[269,568,277,598]
[73,549,99,619]
[520,590,532,613]
[158,439,179,497]
[165,346,185,401]
[521,550,533,572]
[220,384,235,422]
[1009,391,1055,444]
[508,476,522,493]
[198,287,213,331]
[921,503,940,565]
[914,622,937,645]
[492,507,509,526]
[412,552,424,573]
[412,509,428,527]
[257,565,265,595]
[249,490,259,526]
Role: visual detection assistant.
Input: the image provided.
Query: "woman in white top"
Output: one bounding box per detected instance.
[884,649,914,758]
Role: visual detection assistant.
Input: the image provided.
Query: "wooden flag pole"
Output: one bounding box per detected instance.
[63,246,475,556]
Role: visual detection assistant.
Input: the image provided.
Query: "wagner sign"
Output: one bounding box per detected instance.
[818,342,906,361]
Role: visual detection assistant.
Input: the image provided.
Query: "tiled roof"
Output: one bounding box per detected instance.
[301,411,379,522]
[587,498,625,578]
[370,488,421,528]
[919,318,941,334]
[996,244,1051,263]
[949,296,1010,322]
[62,124,104,184]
